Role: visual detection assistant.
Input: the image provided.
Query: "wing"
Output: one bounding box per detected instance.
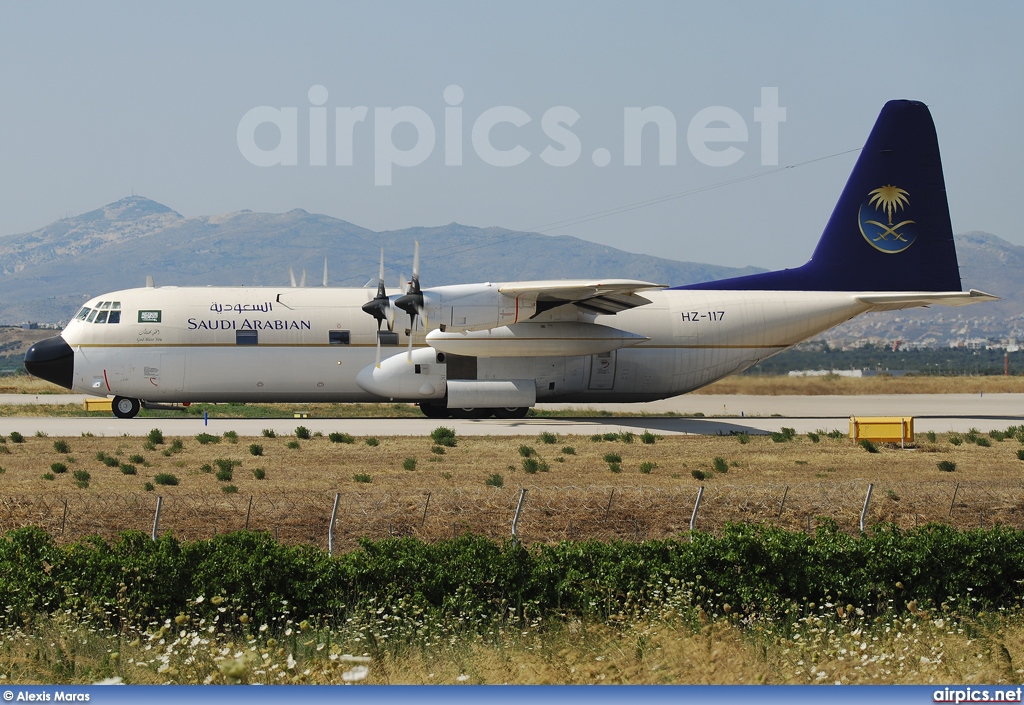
[498,279,665,317]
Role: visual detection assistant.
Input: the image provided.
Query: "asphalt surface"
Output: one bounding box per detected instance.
[1,393,1021,437]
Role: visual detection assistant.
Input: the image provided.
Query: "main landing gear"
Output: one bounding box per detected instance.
[418,404,529,420]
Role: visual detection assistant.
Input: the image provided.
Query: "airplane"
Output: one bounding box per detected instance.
[24,100,996,419]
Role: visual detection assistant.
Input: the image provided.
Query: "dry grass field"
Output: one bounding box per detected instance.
[2,425,1023,549]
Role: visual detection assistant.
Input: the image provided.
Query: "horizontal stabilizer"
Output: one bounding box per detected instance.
[856,289,998,311]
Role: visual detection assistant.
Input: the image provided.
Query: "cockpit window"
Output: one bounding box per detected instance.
[81,301,122,323]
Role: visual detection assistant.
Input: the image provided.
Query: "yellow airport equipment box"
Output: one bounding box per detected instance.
[84,398,113,412]
[849,416,914,444]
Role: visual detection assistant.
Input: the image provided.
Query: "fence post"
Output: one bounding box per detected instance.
[421,492,431,526]
[511,489,527,538]
[60,499,68,535]
[328,493,340,556]
[948,482,960,517]
[689,486,704,541]
[860,483,874,533]
[777,485,789,518]
[151,495,163,541]
[604,489,615,520]
[244,496,253,531]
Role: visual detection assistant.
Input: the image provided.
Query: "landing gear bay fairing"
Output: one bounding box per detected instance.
[25,101,995,418]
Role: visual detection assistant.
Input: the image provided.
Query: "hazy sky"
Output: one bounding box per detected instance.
[1,1,1021,271]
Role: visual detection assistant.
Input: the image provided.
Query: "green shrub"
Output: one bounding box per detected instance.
[120,464,137,475]
[199,464,212,473]
[295,426,311,440]
[365,437,379,447]
[965,428,980,443]
[826,429,845,440]
[561,446,576,455]
[170,439,185,454]
[938,460,957,472]
[602,433,619,442]
[590,434,602,442]
[196,433,220,445]
[215,468,233,482]
[154,473,179,486]
[353,473,372,483]
[692,469,707,480]
[214,458,240,473]
[736,432,751,444]
[770,431,790,443]
[431,427,457,447]
[619,432,635,444]
[519,445,535,458]
[608,462,622,473]
[329,432,355,444]
[926,431,937,443]
[603,453,621,464]
[249,444,263,456]
[143,482,154,491]
[522,458,539,474]
[223,430,238,443]
[1017,449,1024,461]
[129,454,145,464]
[9,431,24,443]
[146,428,164,445]
[640,431,657,445]
[639,462,656,474]
[712,457,729,473]
[538,460,549,473]
[975,437,992,448]
[52,439,70,454]
[806,432,820,443]
[0,446,8,455]
[142,441,156,451]
[949,435,963,446]
[261,428,277,438]
[35,431,47,437]
[103,456,120,468]
[42,472,55,481]
[859,439,879,453]
[72,470,90,482]
[252,468,266,480]
[221,484,239,494]
[431,445,446,455]
[403,457,417,471]
[50,462,68,474]
[539,431,557,444]
[485,473,504,487]
[286,440,300,450]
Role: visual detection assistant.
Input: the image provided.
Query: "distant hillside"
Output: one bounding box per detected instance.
[0,197,763,324]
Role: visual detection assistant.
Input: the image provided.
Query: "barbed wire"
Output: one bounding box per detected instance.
[2,479,1022,551]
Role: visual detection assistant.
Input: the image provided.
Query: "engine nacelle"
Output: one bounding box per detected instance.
[420,283,536,332]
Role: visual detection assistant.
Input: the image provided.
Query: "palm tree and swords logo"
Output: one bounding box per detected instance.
[858,184,918,254]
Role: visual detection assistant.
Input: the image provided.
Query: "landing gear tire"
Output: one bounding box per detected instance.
[419,403,450,419]
[450,408,494,419]
[493,407,529,419]
[112,396,141,419]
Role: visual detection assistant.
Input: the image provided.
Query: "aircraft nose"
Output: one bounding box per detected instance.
[24,336,75,390]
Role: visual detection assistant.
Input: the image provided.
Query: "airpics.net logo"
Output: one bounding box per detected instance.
[237,86,786,186]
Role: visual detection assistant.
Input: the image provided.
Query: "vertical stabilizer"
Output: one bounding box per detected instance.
[680,100,962,292]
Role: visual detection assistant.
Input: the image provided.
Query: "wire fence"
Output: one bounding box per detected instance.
[2,479,1023,551]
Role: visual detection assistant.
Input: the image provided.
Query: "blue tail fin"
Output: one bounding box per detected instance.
[678,100,962,292]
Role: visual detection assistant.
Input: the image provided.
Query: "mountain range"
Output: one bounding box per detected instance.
[0,197,1020,345]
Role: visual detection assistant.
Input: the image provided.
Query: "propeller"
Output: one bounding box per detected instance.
[299,269,307,287]
[395,242,424,361]
[361,249,392,331]
[323,257,328,287]
[289,266,297,288]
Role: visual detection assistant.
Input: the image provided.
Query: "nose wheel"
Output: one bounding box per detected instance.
[112,396,141,419]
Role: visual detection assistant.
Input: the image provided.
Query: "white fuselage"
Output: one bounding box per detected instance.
[60,285,873,405]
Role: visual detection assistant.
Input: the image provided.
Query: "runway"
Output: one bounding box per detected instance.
[1,393,1021,437]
